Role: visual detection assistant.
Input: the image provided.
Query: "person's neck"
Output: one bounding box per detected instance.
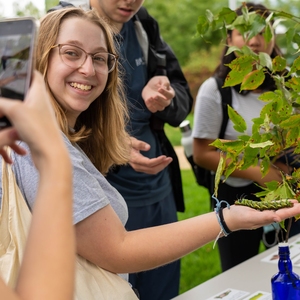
[112,22,123,33]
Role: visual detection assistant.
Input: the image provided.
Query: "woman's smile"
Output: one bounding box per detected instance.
[69,82,93,91]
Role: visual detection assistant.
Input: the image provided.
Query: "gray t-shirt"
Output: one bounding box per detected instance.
[1,133,128,226]
[192,77,266,187]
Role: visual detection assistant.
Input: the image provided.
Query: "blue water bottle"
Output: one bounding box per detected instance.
[271,243,300,299]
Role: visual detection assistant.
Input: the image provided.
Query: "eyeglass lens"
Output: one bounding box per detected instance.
[59,44,116,74]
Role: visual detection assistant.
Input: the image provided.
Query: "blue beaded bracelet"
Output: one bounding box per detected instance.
[213,195,232,237]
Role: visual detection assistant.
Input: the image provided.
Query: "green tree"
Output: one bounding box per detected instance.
[12,1,43,18]
[46,0,59,13]
[144,0,300,67]
[143,0,229,66]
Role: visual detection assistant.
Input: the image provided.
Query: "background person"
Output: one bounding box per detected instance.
[91,2,193,299]
[48,1,194,299]
[192,2,295,272]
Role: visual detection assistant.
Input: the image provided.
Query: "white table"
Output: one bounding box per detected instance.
[172,234,300,299]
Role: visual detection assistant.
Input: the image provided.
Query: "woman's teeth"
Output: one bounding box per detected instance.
[70,82,92,91]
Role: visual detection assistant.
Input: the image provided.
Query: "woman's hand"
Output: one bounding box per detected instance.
[223,200,300,232]
[0,71,65,169]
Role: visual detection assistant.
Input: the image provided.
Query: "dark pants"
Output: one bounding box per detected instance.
[125,192,180,300]
[214,182,263,272]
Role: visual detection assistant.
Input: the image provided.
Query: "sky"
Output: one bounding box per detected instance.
[0,0,45,17]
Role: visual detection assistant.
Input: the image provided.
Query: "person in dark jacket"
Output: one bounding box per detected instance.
[93,2,192,299]
[49,1,193,299]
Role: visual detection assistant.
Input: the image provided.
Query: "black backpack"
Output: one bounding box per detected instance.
[190,76,232,193]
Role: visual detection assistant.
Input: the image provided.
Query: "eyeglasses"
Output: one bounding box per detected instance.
[50,44,118,74]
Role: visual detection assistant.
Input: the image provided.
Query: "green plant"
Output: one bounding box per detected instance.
[196,3,300,241]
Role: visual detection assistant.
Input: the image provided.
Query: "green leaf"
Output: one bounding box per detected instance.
[280,114,300,129]
[197,15,210,35]
[224,70,244,86]
[263,24,273,44]
[292,33,300,46]
[258,91,279,102]
[205,9,214,23]
[241,69,265,90]
[272,56,286,72]
[285,27,295,48]
[285,127,299,147]
[225,46,243,56]
[223,160,238,180]
[224,56,254,87]
[227,105,247,133]
[259,52,273,71]
[210,140,244,157]
[289,56,300,74]
[247,14,266,41]
[286,76,300,92]
[266,180,281,191]
[214,153,226,197]
[227,55,254,71]
[241,147,259,169]
[260,156,270,177]
[218,7,236,25]
[237,134,251,142]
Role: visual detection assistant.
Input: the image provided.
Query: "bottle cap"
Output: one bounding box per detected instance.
[278,242,289,247]
[179,120,191,132]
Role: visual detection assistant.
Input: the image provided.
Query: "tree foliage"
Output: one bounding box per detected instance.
[45,0,59,13]
[198,3,300,240]
[12,1,43,18]
[144,0,300,67]
[143,0,229,65]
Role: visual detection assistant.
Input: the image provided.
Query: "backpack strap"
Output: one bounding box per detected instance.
[135,7,156,47]
[214,76,232,139]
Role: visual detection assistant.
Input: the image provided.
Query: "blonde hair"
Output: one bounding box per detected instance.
[36,7,130,174]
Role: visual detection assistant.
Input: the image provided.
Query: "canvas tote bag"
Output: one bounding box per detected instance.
[0,152,31,288]
[0,154,138,299]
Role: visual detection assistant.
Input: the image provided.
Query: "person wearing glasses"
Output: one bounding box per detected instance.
[0,71,74,299]
[4,7,300,300]
[48,1,193,298]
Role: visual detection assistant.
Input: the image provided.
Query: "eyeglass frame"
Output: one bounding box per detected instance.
[50,43,119,74]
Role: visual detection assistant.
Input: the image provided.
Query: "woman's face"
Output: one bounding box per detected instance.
[47,17,109,127]
[228,28,275,56]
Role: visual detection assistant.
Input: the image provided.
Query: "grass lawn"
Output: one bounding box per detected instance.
[164,115,222,294]
[177,169,221,294]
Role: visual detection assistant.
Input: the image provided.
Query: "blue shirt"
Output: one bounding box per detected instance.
[106,19,171,207]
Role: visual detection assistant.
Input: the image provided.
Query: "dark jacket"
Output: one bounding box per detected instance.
[135,7,193,212]
[48,3,193,212]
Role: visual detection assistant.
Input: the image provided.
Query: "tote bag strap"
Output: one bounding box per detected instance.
[0,147,31,287]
